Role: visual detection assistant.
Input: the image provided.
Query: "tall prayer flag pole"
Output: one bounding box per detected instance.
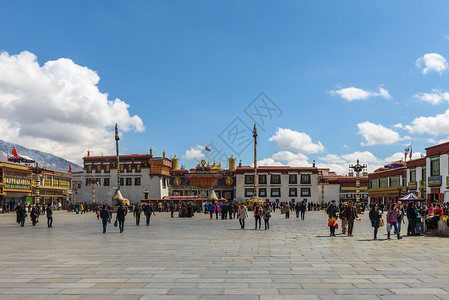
[253,124,258,196]
[115,123,121,190]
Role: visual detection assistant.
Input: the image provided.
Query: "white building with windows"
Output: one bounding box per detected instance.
[72,151,172,205]
[235,166,319,204]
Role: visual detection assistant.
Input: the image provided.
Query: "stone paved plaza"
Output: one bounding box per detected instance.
[1,209,449,300]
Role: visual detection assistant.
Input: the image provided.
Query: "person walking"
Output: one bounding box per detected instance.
[295,202,300,218]
[116,204,127,233]
[263,203,272,230]
[345,201,358,237]
[407,201,418,236]
[284,201,290,219]
[387,203,402,240]
[170,202,175,218]
[30,206,40,226]
[208,202,214,219]
[100,205,109,233]
[340,202,348,235]
[300,200,306,220]
[254,203,263,230]
[369,204,382,240]
[238,203,248,229]
[396,201,405,234]
[133,203,142,226]
[15,204,27,227]
[326,200,338,236]
[46,205,53,228]
[214,203,220,219]
[144,203,155,226]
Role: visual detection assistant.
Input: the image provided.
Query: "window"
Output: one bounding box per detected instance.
[119,164,124,173]
[289,174,297,184]
[379,178,388,188]
[104,164,110,173]
[126,164,132,173]
[135,164,141,173]
[120,178,124,187]
[271,174,281,184]
[410,169,416,182]
[259,188,267,197]
[245,188,253,197]
[86,165,92,173]
[95,165,101,173]
[289,188,297,197]
[431,157,440,176]
[85,178,90,186]
[422,168,426,181]
[271,188,281,197]
[126,178,132,186]
[163,177,167,188]
[390,177,400,187]
[259,175,267,184]
[301,174,311,184]
[370,179,379,189]
[103,178,110,186]
[135,177,141,186]
[245,175,254,184]
[301,188,311,197]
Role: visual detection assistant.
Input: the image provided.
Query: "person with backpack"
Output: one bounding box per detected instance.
[284,201,290,219]
[369,204,382,240]
[300,200,307,220]
[144,203,155,226]
[254,203,263,230]
[387,203,402,240]
[116,204,127,233]
[100,205,109,233]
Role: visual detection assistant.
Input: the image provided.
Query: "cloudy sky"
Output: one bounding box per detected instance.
[1,1,449,174]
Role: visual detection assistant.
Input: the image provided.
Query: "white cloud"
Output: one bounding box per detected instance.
[404,109,449,135]
[272,151,308,162]
[414,89,449,105]
[269,128,325,154]
[357,121,401,146]
[257,158,285,166]
[416,53,448,75]
[0,51,144,164]
[329,86,391,101]
[182,145,205,160]
[319,154,347,164]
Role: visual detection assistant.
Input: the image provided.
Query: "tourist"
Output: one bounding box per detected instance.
[15,204,26,227]
[284,201,290,219]
[345,201,358,237]
[263,203,272,230]
[100,205,109,233]
[238,203,248,229]
[407,201,418,236]
[214,202,220,219]
[300,200,307,220]
[144,203,155,225]
[254,203,263,230]
[396,201,405,234]
[326,200,338,236]
[387,203,402,240]
[30,205,40,226]
[340,202,348,234]
[133,203,142,226]
[228,202,233,220]
[170,202,175,218]
[46,205,53,228]
[369,204,382,240]
[295,202,300,218]
[207,202,214,219]
[116,204,127,233]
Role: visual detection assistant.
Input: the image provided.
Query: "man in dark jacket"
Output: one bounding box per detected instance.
[46,205,53,228]
[170,203,175,218]
[144,203,155,226]
[295,202,301,218]
[100,205,109,233]
[345,201,358,237]
[116,204,127,233]
[300,201,307,220]
[407,202,418,236]
[133,203,142,226]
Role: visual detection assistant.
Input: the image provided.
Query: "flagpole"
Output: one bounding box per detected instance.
[253,124,258,197]
[115,123,121,190]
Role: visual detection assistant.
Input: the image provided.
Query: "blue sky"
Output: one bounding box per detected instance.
[1,1,449,173]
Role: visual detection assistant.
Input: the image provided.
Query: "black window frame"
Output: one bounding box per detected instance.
[245,175,255,184]
[259,174,267,184]
[301,187,311,197]
[270,188,281,197]
[103,178,110,186]
[271,174,281,184]
[245,188,253,197]
[289,174,297,184]
[125,178,132,186]
[289,187,297,197]
[259,188,267,197]
[104,164,110,173]
[134,177,141,186]
[301,174,311,184]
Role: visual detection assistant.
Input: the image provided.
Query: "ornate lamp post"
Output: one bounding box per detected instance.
[349,159,367,204]
[318,173,328,204]
[88,175,99,203]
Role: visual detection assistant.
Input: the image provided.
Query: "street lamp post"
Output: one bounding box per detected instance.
[349,159,367,205]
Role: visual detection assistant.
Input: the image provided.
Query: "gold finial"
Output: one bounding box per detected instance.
[87,150,90,157]
[172,155,178,170]
[163,151,166,158]
[229,155,236,170]
[149,147,153,155]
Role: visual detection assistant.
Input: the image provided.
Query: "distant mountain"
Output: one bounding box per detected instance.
[0,139,82,172]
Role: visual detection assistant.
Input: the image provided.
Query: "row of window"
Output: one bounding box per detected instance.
[244,174,311,185]
[85,177,141,187]
[86,164,142,174]
[245,187,311,198]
